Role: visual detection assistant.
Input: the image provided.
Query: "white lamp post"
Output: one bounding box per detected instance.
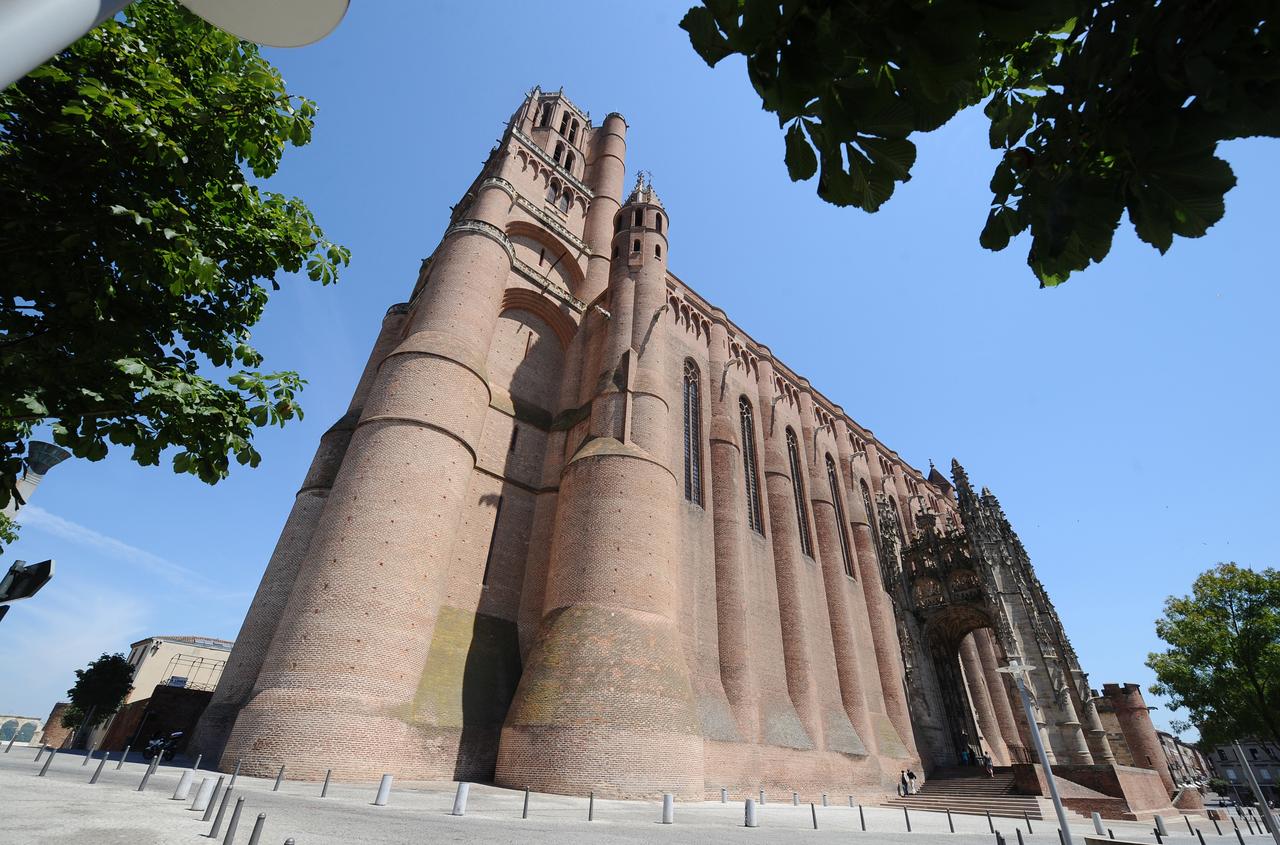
[998,658,1075,845]
[0,0,348,90]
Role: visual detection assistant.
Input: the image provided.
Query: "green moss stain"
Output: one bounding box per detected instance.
[414,606,522,729]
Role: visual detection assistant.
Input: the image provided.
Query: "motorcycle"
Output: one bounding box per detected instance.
[141,731,183,762]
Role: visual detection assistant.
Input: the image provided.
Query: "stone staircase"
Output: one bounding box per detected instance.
[882,768,1082,821]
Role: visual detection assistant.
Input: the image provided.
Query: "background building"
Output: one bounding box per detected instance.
[0,713,42,745]
[1210,740,1280,806]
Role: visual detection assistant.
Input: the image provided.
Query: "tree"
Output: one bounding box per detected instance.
[0,0,349,550]
[63,652,135,739]
[681,1,1278,286]
[1147,563,1280,748]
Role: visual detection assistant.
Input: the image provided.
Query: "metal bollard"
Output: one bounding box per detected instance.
[273,764,285,792]
[116,745,129,770]
[34,744,46,762]
[947,807,955,833]
[1212,815,1222,836]
[588,791,595,821]
[451,782,470,816]
[228,758,242,791]
[859,803,866,831]
[849,794,854,808]
[1245,816,1257,835]
[373,774,393,806]
[246,813,267,845]
[661,793,674,825]
[89,753,108,784]
[987,810,995,833]
[1156,815,1170,838]
[1024,810,1033,833]
[744,797,758,828]
[811,802,818,830]
[82,744,97,766]
[996,831,1006,845]
[191,777,215,812]
[522,787,529,819]
[285,840,295,845]
[207,787,235,838]
[720,787,727,803]
[1234,825,1245,845]
[193,753,202,771]
[759,788,765,805]
[202,776,227,821]
[4,734,16,753]
[792,790,799,806]
[1197,830,1207,845]
[1017,830,1026,845]
[221,796,245,845]
[822,792,828,807]
[1092,811,1106,835]
[904,805,912,832]
[319,768,330,798]
[1108,829,1115,839]
[1187,815,1196,835]
[172,768,194,800]
[37,747,57,776]
[137,755,158,791]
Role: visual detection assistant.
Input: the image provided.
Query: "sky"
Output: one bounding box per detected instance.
[2,2,1277,741]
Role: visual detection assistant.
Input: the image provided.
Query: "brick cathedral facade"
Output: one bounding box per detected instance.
[190,89,1175,802]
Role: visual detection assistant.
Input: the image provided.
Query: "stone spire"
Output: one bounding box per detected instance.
[626,170,664,208]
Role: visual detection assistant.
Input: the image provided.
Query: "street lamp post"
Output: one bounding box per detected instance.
[998,658,1075,845]
[0,0,348,91]
[1234,741,1280,845]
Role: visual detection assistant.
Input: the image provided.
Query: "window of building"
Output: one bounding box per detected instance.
[547,178,561,203]
[740,397,764,534]
[168,676,188,688]
[539,103,553,128]
[827,454,854,577]
[553,141,565,165]
[632,238,640,253]
[559,112,570,135]
[568,119,579,144]
[656,212,663,233]
[655,244,662,258]
[1252,748,1260,760]
[564,150,575,173]
[559,189,571,213]
[786,428,814,557]
[634,208,643,227]
[683,360,703,506]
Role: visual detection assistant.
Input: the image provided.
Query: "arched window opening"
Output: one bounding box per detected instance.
[786,428,814,557]
[564,150,575,173]
[655,244,662,258]
[827,455,854,577]
[547,178,561,203]
[740,397,764,534]
[553,142,565,165]
[632,238,641,253]
[633,208,643,227]
[683,360,703,506]
[559,112,570,135]
[539,103,553,128]
[559,189,571,213]
[655,212,663,233]
[568,119,579,144]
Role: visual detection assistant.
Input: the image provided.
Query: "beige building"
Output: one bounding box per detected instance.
[89,635,231,748]
[1211,740,1280,805]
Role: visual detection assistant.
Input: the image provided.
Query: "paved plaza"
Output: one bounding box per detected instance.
[2,748,1274,845]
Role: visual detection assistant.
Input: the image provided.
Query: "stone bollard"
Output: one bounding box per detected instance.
[116,745,129,770]
[202,776,227,821]
[172,768,194,800]
[811,802,818,830]
[661,793,674,824]
[207,787,235,838]
[137,755,159,791]
[859,804,866,831]
[1092,811,1106,835]
[792,790,799,806]
[34,744,46,762]
[848,794,854,808]
[1155,815,1170,837]
[190,777,216,812]
[759,788,765,805]
[82,744,97,766]
[89,753,108,785]
[947,807,955,833]
[744,797,758,828]
[246,813,267,845]
[904,805,912,832]
[1023,810,1033,833]
[588,791,595,821]
[522,787,529,819]
[451,782,469,816]
[37,747,57,776]
[821,792,828,807]
[373,774,393,806]
[720,787,727,803]
[228,758,242,791]
[319,768,331,798]
[285,840,295,845]
[221,795,245,845]
[273,764,285,792]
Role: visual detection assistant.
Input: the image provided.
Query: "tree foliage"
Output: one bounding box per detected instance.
[681,0,1278,286]
[63,652,134,730]
[0,0,348,539]
[1147,563,1280,748]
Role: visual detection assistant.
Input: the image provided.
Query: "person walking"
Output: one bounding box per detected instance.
[907,769,918,795]
[900,770,910,797]
[983,753,994,778]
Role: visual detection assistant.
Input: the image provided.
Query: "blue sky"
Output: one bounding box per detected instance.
[2,2,1276,739]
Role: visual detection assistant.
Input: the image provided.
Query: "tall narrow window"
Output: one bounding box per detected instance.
[559,189,571,212]
[655,212,663,233]
[634,208,643,227]
[564,150,575,173]
[740,397,764,534]
[539,103,553,128]
[559,112,570,135]
[682,360,703,506]
[786,428,814,557]
[827,455,854,577]
[568,119,579,144]
[553,141,565,165]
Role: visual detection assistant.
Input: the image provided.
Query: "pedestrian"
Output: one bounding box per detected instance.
[907,770,918,795]
[960,747,971,767]
[900,769,909,797]
[983,753,994,778]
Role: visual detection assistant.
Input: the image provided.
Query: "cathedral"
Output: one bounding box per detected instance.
[190,88,1177,805]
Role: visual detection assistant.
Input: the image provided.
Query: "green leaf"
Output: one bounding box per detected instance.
[784,122,818,181]
[679,7,733,67]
